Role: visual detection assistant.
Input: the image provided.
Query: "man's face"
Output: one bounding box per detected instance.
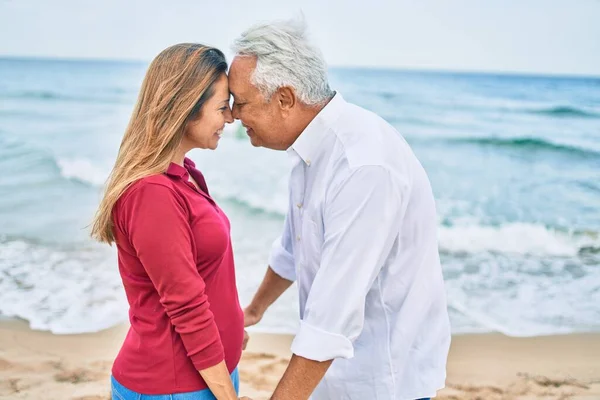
[229,56,289,150]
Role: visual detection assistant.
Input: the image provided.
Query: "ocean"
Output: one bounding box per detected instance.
[0,57,599,336]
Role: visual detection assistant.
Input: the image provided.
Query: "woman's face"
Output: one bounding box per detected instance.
[183,74,233,150]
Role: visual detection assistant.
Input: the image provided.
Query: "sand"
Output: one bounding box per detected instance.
[0,320,598,399]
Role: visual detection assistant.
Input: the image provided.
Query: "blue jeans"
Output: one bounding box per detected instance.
[111,368,239,400]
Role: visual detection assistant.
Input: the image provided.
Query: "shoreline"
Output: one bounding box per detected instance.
[6,315,600,338]
[0,320,598,399]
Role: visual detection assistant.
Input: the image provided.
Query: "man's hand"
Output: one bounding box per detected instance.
[244,306,263,328]
[243,266,293,328]
[242,329,250,350]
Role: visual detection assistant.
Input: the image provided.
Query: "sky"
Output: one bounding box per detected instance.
[0,0,599,76]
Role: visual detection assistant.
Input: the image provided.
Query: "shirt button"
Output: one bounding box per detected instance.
[306,159,311,166]
[296,235,301,241]
[296,203,303,209]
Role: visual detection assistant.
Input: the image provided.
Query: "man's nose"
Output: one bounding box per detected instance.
[224,107,234,123]
[231,103,240,120]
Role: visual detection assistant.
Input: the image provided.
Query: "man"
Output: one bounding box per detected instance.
[229,19,451,400]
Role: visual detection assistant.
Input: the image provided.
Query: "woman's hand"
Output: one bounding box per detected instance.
[242,330,250,350]
[198,360,239,400]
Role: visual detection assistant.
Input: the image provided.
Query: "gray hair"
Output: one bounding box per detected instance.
[232,18,334,106]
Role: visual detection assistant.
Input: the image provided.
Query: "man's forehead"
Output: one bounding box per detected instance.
[229,56,259,97]
[230,56,257,79]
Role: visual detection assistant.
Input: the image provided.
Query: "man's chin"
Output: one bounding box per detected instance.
[248,137,262,148]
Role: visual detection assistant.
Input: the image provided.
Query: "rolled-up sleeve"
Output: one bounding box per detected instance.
[291,166,405,361]
[268,211,296,281]
[122,183,224,371]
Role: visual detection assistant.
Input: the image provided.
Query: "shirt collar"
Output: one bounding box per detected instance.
[289,92,345,165]
[165,157,195,179]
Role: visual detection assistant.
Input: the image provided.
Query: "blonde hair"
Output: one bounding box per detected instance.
[91,43,228,244]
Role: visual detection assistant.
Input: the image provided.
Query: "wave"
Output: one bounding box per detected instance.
[56,157,289,216]
[446,136,600,158]
[56,156,596,258]
[2,89,130,104]
[54,156,600,258]
[56,158,109,186]
[527,105,600,119]
[54,156,290,217]
[1,226,599,337]
[0,138,67,185]
[443,238,600,337]
[0,136,110,189]
[447,297,584,337]
[438,222,598,257]
[0,238,127,334]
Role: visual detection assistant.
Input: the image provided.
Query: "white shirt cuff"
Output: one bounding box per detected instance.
[268,239,296,281]
[291,320,354,362]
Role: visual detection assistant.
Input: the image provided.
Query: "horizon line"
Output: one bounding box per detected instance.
[1,54,598,80]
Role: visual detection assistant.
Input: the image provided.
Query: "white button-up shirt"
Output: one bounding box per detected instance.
[269,93,451,400]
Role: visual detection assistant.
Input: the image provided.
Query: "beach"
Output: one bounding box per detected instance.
[1,320,598,399]
[1,59,599,399]
[1,58,599,339]
[2,6,600,400]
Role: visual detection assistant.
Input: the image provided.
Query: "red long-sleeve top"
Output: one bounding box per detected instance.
[111,157,244,394]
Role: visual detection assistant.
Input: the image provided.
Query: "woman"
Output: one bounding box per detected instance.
[91,43,250,400]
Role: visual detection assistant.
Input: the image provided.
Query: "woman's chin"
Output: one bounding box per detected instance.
[202,136,220,150]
